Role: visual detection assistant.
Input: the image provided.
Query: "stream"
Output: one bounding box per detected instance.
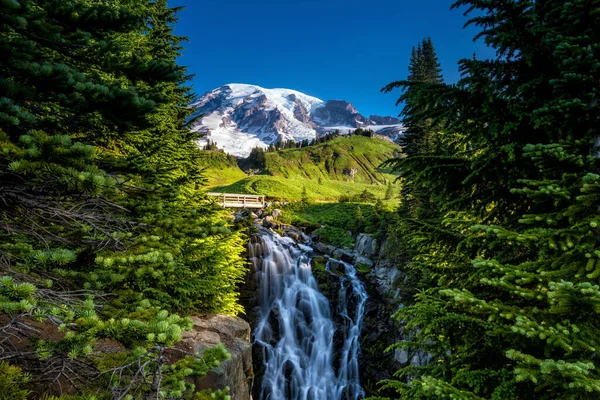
[248,232,367,400]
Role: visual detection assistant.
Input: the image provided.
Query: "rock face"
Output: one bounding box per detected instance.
[311,99,369,127]
[369,115,402,125]
[307,233,428,397]
[190,84,404,156]
[178,315,253,400]
[356,233,378,258]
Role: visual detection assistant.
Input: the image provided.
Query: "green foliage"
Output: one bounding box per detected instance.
[197,150,246,187]
[0,0,244,398]
[211,136,400,201]
[240,146,267,170]
[312,226,356,248]
[382,37,444,157]
[379,1,600,399]
[288,203,376,233]
[301,186,310,204]
[358,189,378,203]
[385,182,395,200]
[0,362,30,400]
[104,342,231,399]
[354,206,366,234]
[263,135,397,184]
[279,200,394,248]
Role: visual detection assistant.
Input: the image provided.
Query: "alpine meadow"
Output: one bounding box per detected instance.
[0,1,599,400]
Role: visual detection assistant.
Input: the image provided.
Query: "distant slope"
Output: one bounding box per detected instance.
[208,136,400,200]
[263,135,398,184]
[197,150,247,187]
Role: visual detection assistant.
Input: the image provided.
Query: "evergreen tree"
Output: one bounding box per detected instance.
[421,37,443,83]
[354,206,366,233]
[0,362,30,400]
[0,1,243,397]
[382,37,444,157]
[359,189,377,203]
[301,186,310,205]
[375,198,385,214]
[369,206,382,233]
[378,1,600,399]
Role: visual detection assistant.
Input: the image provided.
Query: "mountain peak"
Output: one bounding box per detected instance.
[190,84,404,156]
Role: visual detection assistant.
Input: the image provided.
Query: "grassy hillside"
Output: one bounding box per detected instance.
[208,136,400,201]
[263,135,398,184]
[197,149,247,186]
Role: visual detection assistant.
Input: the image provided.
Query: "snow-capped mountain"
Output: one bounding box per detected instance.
[190,84,404,157]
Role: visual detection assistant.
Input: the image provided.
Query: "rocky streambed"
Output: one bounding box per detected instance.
[233,207,427,399]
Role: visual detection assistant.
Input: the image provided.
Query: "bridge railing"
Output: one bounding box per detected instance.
[207,192,266,209]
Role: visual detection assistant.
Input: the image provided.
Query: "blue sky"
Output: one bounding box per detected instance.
[170,0,494,117]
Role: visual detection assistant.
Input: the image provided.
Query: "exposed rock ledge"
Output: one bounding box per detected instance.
[178,314,253,400]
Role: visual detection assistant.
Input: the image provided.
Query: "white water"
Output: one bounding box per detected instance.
[249,233,367,400]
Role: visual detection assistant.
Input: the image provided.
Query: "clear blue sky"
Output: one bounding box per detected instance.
[170,0,493,117]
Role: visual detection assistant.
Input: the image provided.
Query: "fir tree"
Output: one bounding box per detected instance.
[354,206,366,233]
[369,206,382,233]
[301,186,310,205]
[0,1,243,397]
[382,37,444,157]
[379,1,600,399]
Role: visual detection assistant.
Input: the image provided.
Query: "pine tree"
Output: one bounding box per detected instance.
[382,37,444,157]
[0,1,243,397]
[0,362,30,400]
[369,206,382,233]
[378,1,600,399]
[354,206,366,233]
[421,37,443,83]
[301,186,310,204]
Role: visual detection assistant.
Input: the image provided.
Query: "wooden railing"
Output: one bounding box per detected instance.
[207,192,266,209]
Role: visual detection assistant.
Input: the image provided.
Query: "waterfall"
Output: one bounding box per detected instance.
[248,232,367,400]
[327,258,368,399]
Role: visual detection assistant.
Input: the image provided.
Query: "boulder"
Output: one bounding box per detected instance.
[299,232,311,244]
[262,216,274,228]
[371,264,405,304]
[314,242,330,255]
[178,315,253,400]
[355,234,378,258]
[395,349,409,364]
[282,226,306,243]
[271,209,282,219]
[332,248,355,264]
[326,259,347,275]
[354,256,373,269]
[285,230,300,241]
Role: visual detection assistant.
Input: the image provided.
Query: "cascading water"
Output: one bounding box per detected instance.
[327,258,368,399]
[248,231,367,400]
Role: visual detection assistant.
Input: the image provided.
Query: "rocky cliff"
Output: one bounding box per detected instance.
[310,232,432,396]
[178,315,254,400]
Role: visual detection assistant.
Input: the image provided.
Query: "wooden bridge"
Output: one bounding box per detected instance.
[207,192,266,209]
